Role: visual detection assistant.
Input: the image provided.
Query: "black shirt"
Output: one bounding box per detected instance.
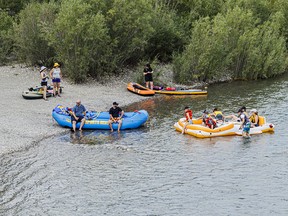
[144,67,153,81]
[109,107,122,118]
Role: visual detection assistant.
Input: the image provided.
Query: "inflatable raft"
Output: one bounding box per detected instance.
[52,105,149,130]
[154,88,207,95]
[174,117,274,138]
[22,86,63,99]
[22,89,53,99]
[127,82,155,96]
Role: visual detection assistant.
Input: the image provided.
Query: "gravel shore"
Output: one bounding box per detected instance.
[0,65,147,156]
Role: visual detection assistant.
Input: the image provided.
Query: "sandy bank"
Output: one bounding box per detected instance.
[0,65,148,155]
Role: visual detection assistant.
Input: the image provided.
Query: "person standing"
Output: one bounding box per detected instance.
[50,62,62,97]
[238,108,251,137]
[182,106,193,134]
[71,100,86,132]
[40,66,49,101]
[143,63,153,90]
[108,102,124,132]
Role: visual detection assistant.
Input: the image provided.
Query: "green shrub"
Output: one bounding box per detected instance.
[45,0,110,83]
[173,6,288,84]
[14,2,57,65]
[106,0,155,67]
[0,11,14,64]
[144,3,185,62]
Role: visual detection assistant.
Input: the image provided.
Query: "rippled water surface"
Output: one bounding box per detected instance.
[1,74,288,215]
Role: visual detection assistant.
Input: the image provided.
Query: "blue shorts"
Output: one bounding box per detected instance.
[52,78,61,83]
[243,122,251,133]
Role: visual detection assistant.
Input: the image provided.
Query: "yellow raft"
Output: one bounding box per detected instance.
[174,117,274,138]
[154,89,207,95]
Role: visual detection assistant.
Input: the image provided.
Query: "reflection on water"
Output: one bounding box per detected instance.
[1,73,288,215]
[68,131,123,145]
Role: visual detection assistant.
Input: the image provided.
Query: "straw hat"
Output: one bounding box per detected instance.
[54,62,60,67]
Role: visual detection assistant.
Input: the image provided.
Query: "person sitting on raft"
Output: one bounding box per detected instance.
[71,100,86,132]
[182,106,193,134]
[108,102,124,132]
[210,107,225,124]
[249,109,259,127]
[201,110,217,129]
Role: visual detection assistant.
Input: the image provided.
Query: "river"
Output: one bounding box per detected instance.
[1,74,288,215]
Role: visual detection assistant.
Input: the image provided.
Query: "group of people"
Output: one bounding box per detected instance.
[39,62,62,101]
[182,106,260,136]
[70,100,124,133]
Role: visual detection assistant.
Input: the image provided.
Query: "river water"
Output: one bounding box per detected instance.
[1,74,288,216]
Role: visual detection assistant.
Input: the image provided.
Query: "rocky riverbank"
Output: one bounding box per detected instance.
[0,64,148,155]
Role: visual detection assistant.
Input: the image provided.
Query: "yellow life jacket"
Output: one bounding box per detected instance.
[249,113,259,124]
[214,111,223,116]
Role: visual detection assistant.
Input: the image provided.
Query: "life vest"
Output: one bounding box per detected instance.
[185,109,193,121]
[239,112,250,125]
[249,113,259,124]
[205,117,216,129]
[214,111,223,120]
[202,113,210,123]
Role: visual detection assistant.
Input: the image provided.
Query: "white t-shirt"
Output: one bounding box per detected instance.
[53,68,61,78]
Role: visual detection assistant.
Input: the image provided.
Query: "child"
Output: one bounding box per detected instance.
[182,106,193,134]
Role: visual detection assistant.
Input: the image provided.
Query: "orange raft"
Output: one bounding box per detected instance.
[127,82,155,96]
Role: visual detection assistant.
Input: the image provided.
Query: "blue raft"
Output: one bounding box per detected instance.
[52,105,149,130]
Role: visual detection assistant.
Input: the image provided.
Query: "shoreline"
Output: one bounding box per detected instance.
[0,65,148,156]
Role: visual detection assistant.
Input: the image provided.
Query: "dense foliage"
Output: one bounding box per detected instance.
[0,11,14,63]
[0,0,287,83]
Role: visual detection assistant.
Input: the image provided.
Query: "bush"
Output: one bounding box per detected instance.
[173,6,288,83]
[45,0,110,83]
[105,0,155,67]
[144,3,185,62]
[0,11,14,64]
[14,2,57,65]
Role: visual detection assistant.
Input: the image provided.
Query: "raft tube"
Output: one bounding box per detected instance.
[22,90,53,99]
[174,117,274,138]
[154,89,207,95]
[127,82,155,96]
[52,104,149,130]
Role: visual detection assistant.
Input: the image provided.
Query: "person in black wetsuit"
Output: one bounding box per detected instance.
[143,63,153,90]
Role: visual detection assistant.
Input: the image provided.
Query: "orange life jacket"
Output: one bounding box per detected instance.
[185,109,193,121]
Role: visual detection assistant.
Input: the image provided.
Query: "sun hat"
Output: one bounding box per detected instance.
[54,62,60,67]
[40,66,47,72]
[250,109,257,113]
[113,102,119,105]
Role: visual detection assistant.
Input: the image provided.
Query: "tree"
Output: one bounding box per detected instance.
[105,0,155,67]
[173,6,288,83]
[14,2,57,65]
[45,0,110,82]
[0,11,14,64]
